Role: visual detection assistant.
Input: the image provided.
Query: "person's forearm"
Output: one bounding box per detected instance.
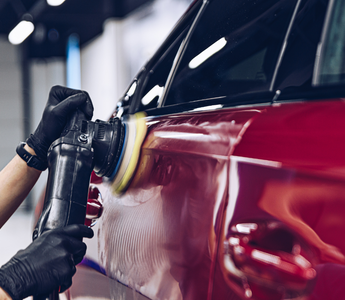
[0,145,41,228]
[0,287,11,300]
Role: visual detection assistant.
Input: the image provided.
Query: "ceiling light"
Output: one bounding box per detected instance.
[47,0,66,6]
[8,21,35,45]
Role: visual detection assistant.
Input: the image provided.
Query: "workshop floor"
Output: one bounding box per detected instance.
[0,209,33,267]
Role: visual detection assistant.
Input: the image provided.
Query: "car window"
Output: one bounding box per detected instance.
[162,0,298,107]
[134,2,202,113]
[313,0,345,86]
[273,0,329,93]
[138,29,189,111]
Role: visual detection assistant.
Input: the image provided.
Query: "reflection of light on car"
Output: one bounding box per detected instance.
[252,249,281,265]
[251,249,317,279]
[232,223,258,234]
[127,81,137,97]
[231,155,282,168]
[146,120,160,126]
[188,37,227,69]
[229,237,240,246]
[154,131,205,140]
[191,104,223,112]
[294,255,312,268]
[141,85,164,105]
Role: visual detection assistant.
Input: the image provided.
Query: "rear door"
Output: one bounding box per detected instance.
[217,1,345,300]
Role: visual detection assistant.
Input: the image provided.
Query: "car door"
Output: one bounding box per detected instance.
[216,1,345,300]
[68,0,305,299]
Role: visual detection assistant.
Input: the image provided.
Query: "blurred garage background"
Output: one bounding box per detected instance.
[0,0,190,266]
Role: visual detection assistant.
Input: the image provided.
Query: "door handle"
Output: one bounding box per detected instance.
[222,221,317,299]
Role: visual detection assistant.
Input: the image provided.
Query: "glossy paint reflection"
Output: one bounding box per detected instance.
[219,100,345,300]
[222,218,317,299]
[84,185,103,227]
[80,100,345,300]
[92,109,264,300]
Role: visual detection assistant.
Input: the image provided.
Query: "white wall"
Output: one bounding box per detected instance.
[81,19,129,121]
[30,58,66,132]
[29,58,66,206]
[81,0,190,121]
[123,0,190,79]
[0,36,23,171]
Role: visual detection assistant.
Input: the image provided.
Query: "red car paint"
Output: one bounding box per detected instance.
[84,186,103,227]
[88,108,264,300]
[69,99,345,300]
[216,100,345,299]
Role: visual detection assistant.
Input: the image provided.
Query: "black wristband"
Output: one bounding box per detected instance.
[16,142,47,171]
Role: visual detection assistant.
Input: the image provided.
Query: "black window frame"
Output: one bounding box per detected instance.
[127,0,204,115]
[159,0,300,110]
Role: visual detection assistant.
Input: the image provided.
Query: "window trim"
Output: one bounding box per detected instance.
[161,0,303,108]
[269,0,303,91]
[128,0,204,114]
[146,90,275,117]
[158,0,209,108]
[312,0,336,86]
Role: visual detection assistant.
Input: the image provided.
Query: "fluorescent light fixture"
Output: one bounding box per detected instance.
[189,37,227,69]
[47,0,66,6]
[66,34,81,89]
[8,21,35,45]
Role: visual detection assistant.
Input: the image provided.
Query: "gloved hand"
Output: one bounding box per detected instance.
[27,85,94,162]
[0,224,93,300]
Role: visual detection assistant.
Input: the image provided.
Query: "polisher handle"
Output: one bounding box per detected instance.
[33,109,94,238]
[33,110,94,300]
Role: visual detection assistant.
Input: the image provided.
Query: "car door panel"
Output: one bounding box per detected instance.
[79,107,266,300]
[216,100,345,300]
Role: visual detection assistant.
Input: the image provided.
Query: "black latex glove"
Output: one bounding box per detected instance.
[0,224,93,300]
[27,85,94,162]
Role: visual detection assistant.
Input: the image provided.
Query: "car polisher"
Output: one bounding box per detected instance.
[33,109,147,300]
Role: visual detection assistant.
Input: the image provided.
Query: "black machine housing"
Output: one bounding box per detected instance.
[33,110,125,239]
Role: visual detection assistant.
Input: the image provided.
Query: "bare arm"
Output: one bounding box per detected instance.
[0,288,11,300]
[0,145,41,229]
[0,86,93,229]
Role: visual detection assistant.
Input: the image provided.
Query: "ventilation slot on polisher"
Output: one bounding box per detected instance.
[96,123,106,140]
[81,120,88,134]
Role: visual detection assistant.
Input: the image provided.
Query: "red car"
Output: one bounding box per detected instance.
[60,0,345,299]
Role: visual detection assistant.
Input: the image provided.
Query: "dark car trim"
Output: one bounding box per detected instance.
[158,0,209,108]
[128,0,204,114]
[269,0,303,91]
[144,91,274,117]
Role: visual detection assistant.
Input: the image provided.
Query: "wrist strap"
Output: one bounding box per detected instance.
[16,142,47,171]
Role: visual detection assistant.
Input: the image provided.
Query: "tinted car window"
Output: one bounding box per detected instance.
[274,0,328,92]
[138,29,189,111]
[314,0,345,86]
[133,2,202,113]
[163,0,298,106]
